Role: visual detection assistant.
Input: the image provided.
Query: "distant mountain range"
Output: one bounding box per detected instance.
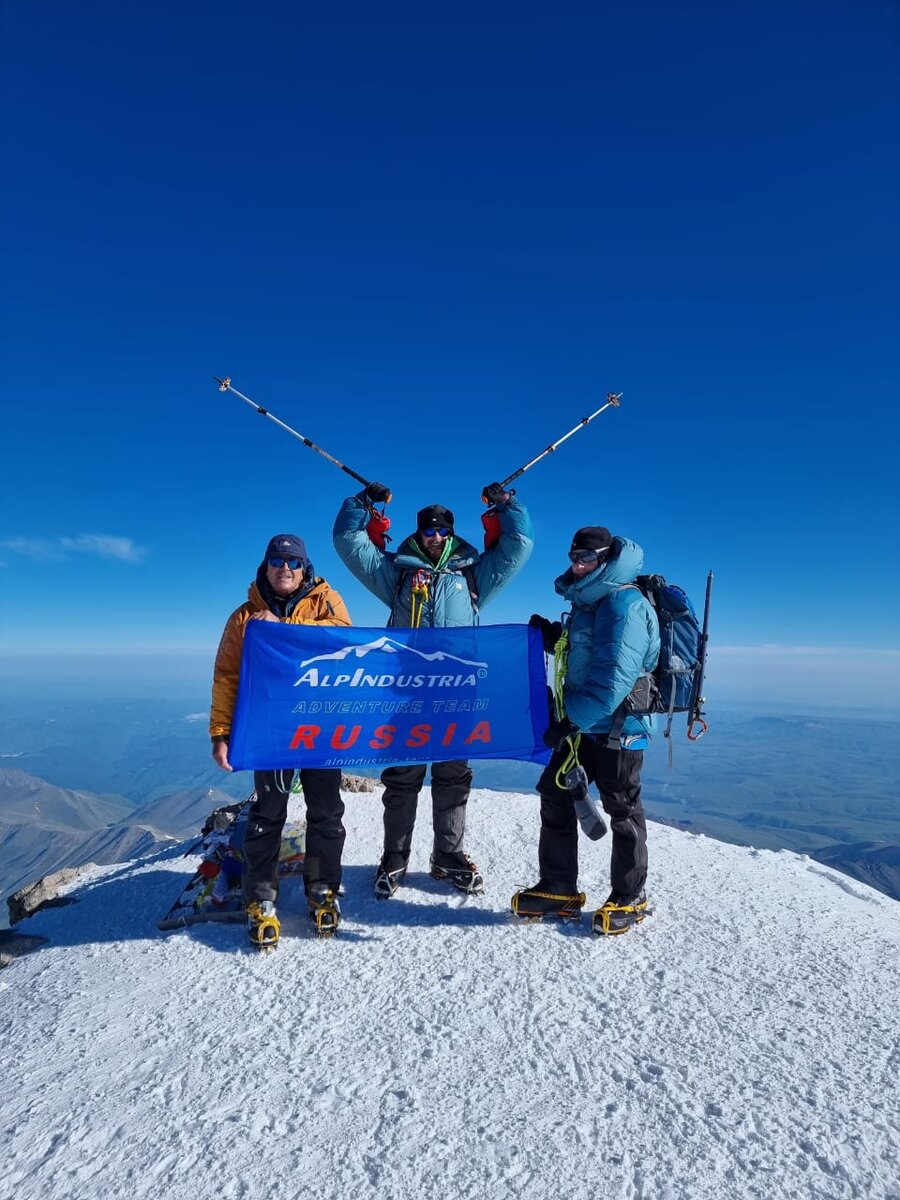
[0,767,132,829]
[0,768,237,925]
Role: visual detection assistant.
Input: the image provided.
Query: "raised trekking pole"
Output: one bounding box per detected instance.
[493,392,622,493]
[214,376,385,493]
[481,392,622,545]
[214,376,392,545]
[688,571,714,741]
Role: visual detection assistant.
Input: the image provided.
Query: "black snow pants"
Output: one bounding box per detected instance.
[536,738,647,900]
[379,759,474,868]
[242,768,345,905]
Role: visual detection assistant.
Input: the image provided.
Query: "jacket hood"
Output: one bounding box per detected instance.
[249,568,323,617]
[554,536,644,608]
[395,532,480,571]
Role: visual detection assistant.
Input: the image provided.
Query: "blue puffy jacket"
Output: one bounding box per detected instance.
[333,492,533,627]
[557,537,661,747]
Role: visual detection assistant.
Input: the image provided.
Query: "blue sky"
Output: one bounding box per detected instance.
[2,0,898,707]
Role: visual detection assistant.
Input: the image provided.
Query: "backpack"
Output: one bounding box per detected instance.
[609,572,713,764]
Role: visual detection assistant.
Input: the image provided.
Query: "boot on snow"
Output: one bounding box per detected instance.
[308,882,341,937]
[374,854,408,900]
[592,891,651,937]
[511,881,586,922]
[429,850,484,895]
[246,900,280,949]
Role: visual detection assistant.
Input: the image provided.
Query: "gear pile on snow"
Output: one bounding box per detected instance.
[157,790,306,930]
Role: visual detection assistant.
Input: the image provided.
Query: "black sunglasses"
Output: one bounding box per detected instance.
[268,557,303,570]
[421,527,452,538]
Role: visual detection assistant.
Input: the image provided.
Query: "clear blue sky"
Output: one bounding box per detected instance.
[2,0,898,706]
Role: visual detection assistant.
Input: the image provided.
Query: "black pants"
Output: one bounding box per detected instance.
[242,768,345,905]
[379,760,473,866]
[536,738,647,899]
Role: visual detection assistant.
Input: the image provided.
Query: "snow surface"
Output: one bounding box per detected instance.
[2,788,899,1200]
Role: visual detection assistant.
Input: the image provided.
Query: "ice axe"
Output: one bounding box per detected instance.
[481,393,622,547]
[214,376,393,547]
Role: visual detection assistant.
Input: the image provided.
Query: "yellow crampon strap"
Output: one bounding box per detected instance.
[312,896,339,937]
[409,569,430,629]
[593,896,650,936]
[551,627,581,788]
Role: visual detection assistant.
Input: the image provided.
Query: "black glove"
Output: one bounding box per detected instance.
[529,613,563,653]
[481,481,510,506]
[365,481,392,504]
[542,715,577,751]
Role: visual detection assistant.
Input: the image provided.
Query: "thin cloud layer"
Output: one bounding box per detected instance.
[0,535,147,563]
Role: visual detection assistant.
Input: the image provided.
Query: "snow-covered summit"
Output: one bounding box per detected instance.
[2,788,898,1200]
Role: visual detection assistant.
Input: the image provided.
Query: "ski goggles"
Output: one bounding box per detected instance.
[421,526,452,538]
[568,548,603,565]
[268,556,304,570]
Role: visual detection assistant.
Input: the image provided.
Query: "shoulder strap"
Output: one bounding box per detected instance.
[461,563,480,615]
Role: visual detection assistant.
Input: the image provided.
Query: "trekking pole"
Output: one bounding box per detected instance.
[213,376,389,499]
[688,571,714,740]
[483,392,622,500]
[480,393,621,546]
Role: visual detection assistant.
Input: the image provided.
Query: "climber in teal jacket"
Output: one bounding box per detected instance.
[332,481,533,902]
[514,525,660,936]
[557,534,660,744]
[332,486,533,627]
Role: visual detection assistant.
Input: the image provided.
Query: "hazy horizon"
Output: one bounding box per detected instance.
[2,647,898,713]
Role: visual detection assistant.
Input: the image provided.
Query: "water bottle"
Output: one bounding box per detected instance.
[564,765,608,840]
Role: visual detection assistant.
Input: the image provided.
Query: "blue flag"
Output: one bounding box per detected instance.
[228,622,551,771]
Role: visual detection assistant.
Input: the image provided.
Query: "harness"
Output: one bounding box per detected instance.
[392,562,480,628]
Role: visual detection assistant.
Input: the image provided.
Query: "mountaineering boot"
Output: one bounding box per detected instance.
[592,891,651,937]
[429,850,484,895]
[308,882,341,937]
[374,854,408,900]
[510,881,586,922]
[246,900,280,949]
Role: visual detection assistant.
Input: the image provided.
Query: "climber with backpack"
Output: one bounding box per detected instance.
[333,481,534,900]
[513,525,661,936]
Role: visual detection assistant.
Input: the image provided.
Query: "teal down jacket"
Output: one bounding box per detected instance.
[333,492,534,627]
[557,536,661,745]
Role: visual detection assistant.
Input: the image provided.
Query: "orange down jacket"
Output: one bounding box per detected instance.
[209,578,351,739]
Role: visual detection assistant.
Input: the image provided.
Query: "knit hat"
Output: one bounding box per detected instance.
[264,533,308,565]
[570,526,613,554]
[416,504,455,532]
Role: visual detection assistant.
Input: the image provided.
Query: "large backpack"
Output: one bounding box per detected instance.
[610,572,713,764]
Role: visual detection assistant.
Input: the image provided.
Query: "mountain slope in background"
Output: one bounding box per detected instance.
[0,767,131,828]
[0,769,180,921]
[130,786,240,838]
[2,788,898,1200]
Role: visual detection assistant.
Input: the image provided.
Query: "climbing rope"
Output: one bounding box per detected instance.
[551,627,582,788]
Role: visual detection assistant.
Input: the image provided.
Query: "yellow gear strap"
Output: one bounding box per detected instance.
[409,570,430,629]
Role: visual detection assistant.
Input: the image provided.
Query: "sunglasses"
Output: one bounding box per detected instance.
[568,548,603,565]
[421,527,452,538]
[268,557,303,570]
